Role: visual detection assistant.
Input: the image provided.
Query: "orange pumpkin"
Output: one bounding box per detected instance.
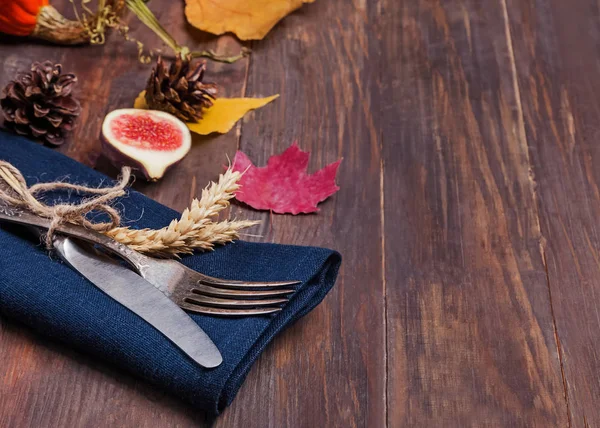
[0,0,49,36]
[0,0,88,44]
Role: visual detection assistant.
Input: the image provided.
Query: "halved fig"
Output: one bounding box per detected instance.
[101,108,191,181]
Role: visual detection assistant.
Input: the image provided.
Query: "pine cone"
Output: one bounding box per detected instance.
[0,61,81,146]
[145,54,217,123]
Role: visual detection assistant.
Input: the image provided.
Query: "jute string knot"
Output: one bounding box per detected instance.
[0,160,131,248]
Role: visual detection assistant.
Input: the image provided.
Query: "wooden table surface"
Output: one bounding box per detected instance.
[2,0,600,426]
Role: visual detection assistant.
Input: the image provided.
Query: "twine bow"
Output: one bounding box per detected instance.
[0,160,131,247]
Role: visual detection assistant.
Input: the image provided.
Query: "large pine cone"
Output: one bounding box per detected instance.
[145,54,217,123]
[0,61,81,146]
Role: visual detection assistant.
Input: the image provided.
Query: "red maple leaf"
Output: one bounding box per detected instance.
[231,143,342,214]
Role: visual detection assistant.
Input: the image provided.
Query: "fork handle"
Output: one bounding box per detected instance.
[0,203,151,274]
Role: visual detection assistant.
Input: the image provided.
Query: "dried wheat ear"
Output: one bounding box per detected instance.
[104,168,259,257]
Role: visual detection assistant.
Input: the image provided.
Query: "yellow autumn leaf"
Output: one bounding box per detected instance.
[133,91,149,110]
[133,91,279,135]
[184,0,316,40]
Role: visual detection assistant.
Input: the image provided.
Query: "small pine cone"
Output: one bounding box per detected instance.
[145,54,217,123]
[0,61,81,146]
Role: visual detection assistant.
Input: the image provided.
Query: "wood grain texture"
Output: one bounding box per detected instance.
[215,0,386,426]
[379,0,567,426]
[0,1,247,426]
[0,321,212,427]
[506,0,600,425]
[3,0,600,426]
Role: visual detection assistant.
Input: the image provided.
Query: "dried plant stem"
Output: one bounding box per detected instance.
[106,219,258,257]
[190,48,251,64]
[124,0,249,63]
[103,168,258,257]
[0,161,258,258]
[43,1,247,63]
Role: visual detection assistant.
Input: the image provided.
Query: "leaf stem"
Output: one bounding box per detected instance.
[190,47,250,63]
[124,0,249,63]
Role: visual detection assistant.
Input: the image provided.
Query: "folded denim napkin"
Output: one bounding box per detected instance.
[0,132,341,416]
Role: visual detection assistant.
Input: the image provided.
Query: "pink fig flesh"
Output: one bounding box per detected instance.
[101,109,191,181]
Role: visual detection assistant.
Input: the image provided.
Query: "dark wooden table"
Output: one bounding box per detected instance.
[2,0,600,426]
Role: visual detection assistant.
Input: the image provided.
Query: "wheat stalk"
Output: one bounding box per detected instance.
[103,167,258,257]
[0,161,254,257]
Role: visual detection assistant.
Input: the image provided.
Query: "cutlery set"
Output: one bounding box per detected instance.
[0,200,301,369]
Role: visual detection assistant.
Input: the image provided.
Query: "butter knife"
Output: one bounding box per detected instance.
[53,235,223,369]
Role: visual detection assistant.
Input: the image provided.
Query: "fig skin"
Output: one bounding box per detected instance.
[100,109,191,181]
[100,134,178,182]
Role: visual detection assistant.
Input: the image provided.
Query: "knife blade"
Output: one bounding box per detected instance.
[53,235,223,369]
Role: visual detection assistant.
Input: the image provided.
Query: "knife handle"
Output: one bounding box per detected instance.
[0,202,151,274]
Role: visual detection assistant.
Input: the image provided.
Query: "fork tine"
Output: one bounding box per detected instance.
[184,295,289,308]
[179,301,282,317]
[192,284,295,298]
[199,276,302,289]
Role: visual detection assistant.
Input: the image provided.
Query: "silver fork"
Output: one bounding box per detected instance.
[0,204,301,316]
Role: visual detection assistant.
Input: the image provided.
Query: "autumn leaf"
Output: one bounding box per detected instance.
[232,143,341,214]
[134,91,278,135]
[184,0,316,40]
[134,91,149,109]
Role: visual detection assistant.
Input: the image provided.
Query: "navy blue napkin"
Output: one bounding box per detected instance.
[0,132,341,416]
